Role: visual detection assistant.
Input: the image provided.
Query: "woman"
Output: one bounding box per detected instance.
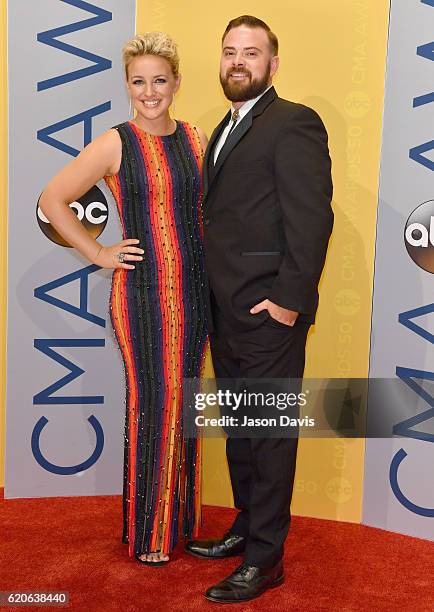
[39,32,209,565]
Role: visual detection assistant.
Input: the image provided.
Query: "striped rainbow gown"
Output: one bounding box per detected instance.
[104,120,208,558]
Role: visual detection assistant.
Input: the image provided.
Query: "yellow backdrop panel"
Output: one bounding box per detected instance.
[136,0,389,522]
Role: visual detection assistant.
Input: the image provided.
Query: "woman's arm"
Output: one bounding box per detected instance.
[39,129,144,270]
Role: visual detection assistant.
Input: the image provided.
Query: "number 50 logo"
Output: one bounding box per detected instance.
[36,185,109,247]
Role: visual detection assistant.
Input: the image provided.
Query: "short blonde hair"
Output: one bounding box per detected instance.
[123,32,180,78]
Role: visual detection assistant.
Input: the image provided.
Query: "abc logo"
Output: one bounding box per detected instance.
[325,477,352,504]
[37,185,108,247]
[344,91,371,119]
[404,200,434,274]
[334,289,361,316]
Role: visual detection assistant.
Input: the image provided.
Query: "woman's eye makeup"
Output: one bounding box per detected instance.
[131,78,167,85]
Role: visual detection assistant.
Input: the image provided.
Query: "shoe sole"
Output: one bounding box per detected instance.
[184,546,245,560]
[204,575,285,603]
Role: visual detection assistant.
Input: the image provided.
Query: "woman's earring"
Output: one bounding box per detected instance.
[172,94,176,118]
[129,98,134,118]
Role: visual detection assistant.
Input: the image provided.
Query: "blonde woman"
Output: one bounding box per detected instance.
[39,33,209,565]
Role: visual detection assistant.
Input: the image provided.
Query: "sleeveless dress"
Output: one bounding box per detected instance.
[104,120,208,558]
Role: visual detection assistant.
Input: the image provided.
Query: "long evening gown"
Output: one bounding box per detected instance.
[104,120,208,558]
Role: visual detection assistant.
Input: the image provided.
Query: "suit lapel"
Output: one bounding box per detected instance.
[213,112,252,176]
[203,87,278,206]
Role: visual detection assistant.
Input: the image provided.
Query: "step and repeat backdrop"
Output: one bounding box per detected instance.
[2,0,433,541]
[5,0,135,497]
[364,0,434,539]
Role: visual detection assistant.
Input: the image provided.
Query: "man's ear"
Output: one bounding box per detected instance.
[270,56,279,78]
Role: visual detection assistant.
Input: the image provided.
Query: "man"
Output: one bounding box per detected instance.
[186,15,333,603]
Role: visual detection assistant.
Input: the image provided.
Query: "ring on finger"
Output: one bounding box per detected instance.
[118,252,126,263]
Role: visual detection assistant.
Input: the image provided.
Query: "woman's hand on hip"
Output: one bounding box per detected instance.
[95,239,144,270]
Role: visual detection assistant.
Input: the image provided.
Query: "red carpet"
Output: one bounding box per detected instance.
[1,489,433,611]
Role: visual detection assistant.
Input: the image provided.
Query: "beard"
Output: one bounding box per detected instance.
[220,63,271,102]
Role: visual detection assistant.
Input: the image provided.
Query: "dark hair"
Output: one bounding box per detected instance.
[222,15,278,55]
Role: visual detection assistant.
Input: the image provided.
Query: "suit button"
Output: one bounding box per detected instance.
[204,218,210,226]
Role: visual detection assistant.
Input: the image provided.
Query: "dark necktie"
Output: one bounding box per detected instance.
[227,109,240,137]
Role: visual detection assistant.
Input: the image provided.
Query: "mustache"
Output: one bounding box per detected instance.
[225,67,252,79]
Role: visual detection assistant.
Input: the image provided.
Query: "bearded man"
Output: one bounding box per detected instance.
[186,15,333,603]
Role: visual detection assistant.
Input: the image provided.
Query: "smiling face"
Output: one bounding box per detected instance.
[126,54,180,122]
[220,25,279,103]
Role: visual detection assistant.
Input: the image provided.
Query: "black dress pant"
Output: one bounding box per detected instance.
[210,310,310,569]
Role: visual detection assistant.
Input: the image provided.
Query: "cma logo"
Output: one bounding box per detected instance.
[390,0,434,519]
[37,185,108,247]
[404,200,434,274]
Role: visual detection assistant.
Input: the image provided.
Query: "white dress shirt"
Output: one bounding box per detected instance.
[213,86,272,164]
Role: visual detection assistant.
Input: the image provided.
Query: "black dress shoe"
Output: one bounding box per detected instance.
[205,561,284,603]
[185,531,246,559]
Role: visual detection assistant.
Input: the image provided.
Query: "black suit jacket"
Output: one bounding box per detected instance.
[202,87,333,332]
